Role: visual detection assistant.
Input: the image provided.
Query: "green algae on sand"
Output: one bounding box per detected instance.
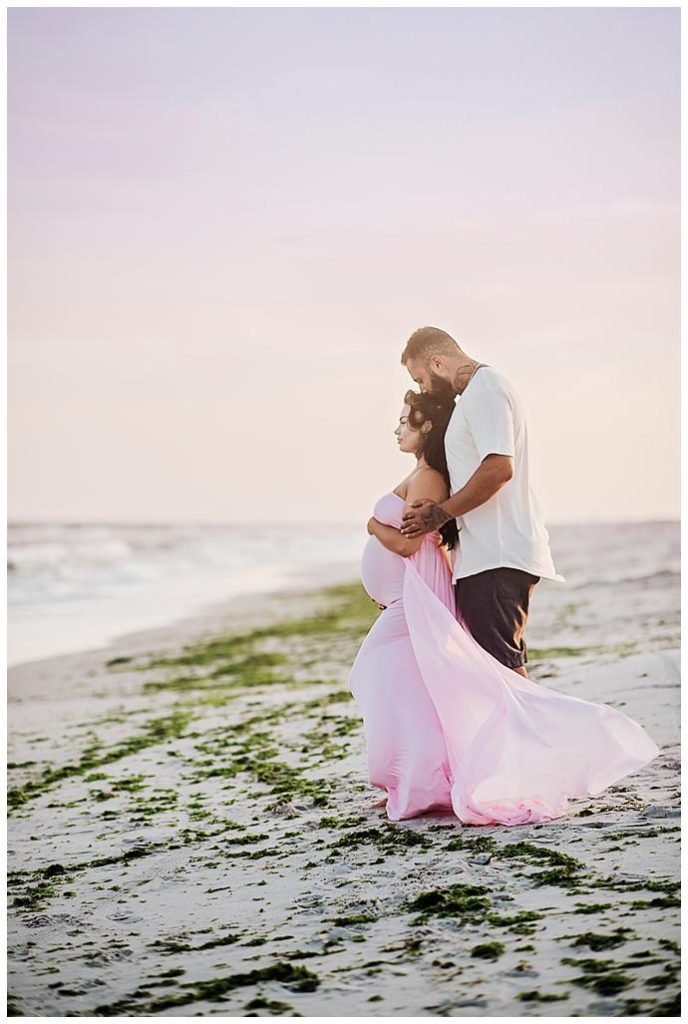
[407,883,491,923]
[568,927,637,952]
[94,961,320,1015]
[471,941,505,960]
[7,575,680,1017]
[517,990,570,1002]
[8,710,193,812]
[561,955,634,996]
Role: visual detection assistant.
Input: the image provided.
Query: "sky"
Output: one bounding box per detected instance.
[8,7,680,525]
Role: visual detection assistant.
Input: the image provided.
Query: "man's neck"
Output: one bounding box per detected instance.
[452,358,483,395]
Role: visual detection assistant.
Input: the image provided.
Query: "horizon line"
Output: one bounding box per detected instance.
[7,516,681,529]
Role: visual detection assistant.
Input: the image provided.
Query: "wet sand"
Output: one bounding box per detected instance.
[7,578,680,1017]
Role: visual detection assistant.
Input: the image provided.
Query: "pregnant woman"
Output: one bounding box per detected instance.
[349,391,660,826]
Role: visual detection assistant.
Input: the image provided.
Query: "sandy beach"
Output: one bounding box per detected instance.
[7,4,681,1017]
[7,554,680,1018]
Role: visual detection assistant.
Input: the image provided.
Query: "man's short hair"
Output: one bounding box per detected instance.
[401,326,461,366]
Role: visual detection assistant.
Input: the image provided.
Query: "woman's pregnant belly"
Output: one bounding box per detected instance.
[361,535,405,607]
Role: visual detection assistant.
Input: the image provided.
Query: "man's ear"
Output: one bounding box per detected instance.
[430,354,443,372]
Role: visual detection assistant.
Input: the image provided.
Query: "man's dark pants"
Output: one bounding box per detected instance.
[455,567,540,671]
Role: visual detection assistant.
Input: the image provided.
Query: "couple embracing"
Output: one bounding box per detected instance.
[349,326,659,826]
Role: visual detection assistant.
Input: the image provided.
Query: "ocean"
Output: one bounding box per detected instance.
[7,521,366,666]
[7,520,679,668]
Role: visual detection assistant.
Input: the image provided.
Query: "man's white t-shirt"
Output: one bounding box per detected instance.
[444,366,564,584]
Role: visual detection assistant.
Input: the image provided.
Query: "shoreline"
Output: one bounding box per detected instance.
[7,574,680,1017]
[8,558,362,674]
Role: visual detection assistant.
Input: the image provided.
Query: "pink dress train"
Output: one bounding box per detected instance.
[348,492,660,826]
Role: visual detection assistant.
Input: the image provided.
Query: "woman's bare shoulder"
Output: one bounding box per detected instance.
[406,466,448,502]
[414,464,445,483]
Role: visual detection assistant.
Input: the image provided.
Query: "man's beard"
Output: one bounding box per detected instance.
[427,369,458,402]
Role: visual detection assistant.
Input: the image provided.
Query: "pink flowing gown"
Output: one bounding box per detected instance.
[348,492,660,826]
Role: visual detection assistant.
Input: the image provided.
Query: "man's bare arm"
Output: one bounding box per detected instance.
[400,454,514,538]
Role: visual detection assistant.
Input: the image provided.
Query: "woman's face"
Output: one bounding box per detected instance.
[394,404,423,455]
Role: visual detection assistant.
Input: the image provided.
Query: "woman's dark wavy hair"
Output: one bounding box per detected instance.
[404,389,459,550]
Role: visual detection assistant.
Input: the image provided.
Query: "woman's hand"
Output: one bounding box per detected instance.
[367,517,378,535]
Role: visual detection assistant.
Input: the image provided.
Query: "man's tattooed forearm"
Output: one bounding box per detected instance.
[422,504,452,531]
